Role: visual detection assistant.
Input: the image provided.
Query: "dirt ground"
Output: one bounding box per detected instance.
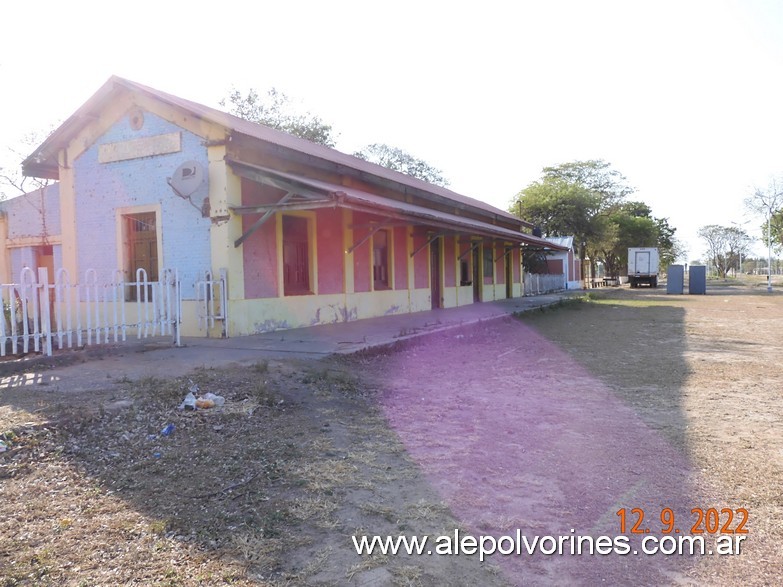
[1,280,782,586]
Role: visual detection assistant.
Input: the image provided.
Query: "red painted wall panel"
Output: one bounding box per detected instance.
[483,243,493,286]
[316,208,344,295]
[513,248,520,283]
[413,232,430,289]
[495,244,505,284]
[444,237,456,287]
[351,212,372,293]
[546,259,564,274]
[243,217,279,299]
[394,226,408,290]
[242,179,280,299]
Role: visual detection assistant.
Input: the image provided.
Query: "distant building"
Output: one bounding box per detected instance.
[543,236,582,289]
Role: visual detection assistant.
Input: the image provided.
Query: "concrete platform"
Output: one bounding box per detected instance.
[181,291,582,358]
[0,291,582,391]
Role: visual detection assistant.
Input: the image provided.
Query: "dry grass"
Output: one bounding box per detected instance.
[1,358,500,586]
[7,285,776,584]
[519,284,783,584]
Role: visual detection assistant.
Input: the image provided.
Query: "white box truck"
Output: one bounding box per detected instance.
[628,247,660,288]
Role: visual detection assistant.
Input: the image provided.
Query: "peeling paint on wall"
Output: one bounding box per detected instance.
[328,304,357,323]
[252,319,291,334]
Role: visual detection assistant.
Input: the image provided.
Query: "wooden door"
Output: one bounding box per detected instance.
[430,238,441,309]
[472,247,481,302]
[505,247,513,298]
[126,213,158,301]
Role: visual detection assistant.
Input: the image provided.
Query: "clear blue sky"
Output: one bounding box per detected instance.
[2,0,783,261]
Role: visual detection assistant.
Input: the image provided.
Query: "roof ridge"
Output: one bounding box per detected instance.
[26,75,524,226]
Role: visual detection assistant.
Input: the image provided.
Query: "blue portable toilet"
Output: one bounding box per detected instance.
[667,265,684,294]
[689,265,707,294]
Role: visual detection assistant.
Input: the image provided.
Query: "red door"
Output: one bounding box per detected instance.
[430,239,441,309]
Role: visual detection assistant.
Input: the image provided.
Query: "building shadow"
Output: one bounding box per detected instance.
[376,295,705,585]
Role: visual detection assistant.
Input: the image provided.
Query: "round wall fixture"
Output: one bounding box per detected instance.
[129,108,145,130]
[169,160,205,196]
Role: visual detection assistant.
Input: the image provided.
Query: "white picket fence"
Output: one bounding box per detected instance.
[523,272,566,296]
[196,268,228,338]
[1,267,182,357]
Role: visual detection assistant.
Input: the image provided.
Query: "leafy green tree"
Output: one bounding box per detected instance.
[585,201,682,278]
[353,143,450,187]
[511,160,634,275]
[220,87,338,147]
[655,217,685,268]
[596,202,659,278]
[513,161,684,278]
[769,209,783,253]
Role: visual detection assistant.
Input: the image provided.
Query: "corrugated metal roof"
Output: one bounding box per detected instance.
[23,76,530,229]
[544,236,575,249]
[228,161,566,250]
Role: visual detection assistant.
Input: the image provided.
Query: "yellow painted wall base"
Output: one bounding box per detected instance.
[456,285,474,306]
[225,288,440,336]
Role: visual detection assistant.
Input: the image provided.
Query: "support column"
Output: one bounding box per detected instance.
[59,155,79,280]
[0,214,9,283]
[208,145,244,336]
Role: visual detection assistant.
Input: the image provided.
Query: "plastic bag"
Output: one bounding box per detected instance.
[179,392,197,411]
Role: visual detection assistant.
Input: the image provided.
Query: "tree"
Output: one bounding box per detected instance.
[0,127,56,200]
[770,209,783,253]
[745,178,783,290]
[540,159,634,205]
[588,202,683,279]
[512,161,685,279]
[353,143,450,187]
[511,160,635,275]
[655,217,686,268]
[697,224,752,278]
[220,87,338,147]
[596,202,659,278]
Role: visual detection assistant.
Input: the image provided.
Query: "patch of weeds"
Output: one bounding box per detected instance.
[289,496,338,522]
[5,549,56,584]
[346,553,389,581]
[303,367,361,396]
[259,508,295,538]
[360,501,397,523]
[250,381,277,406]
[295,546,333,581]
[392,565,424,586]
[128,376,185,406]
[515,294,592,318]
[252,360,269,374]
[148,518,170,536]
[592,297,675,308]
[295,459,359,493]
[407,499,450,521]
[232,532,285,574]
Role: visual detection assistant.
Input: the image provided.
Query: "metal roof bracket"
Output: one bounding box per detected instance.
[495,246,515,263]
[410,232,445,258]
[458,240,483,260]
[346,222,392,255]
[233,191,294,248]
